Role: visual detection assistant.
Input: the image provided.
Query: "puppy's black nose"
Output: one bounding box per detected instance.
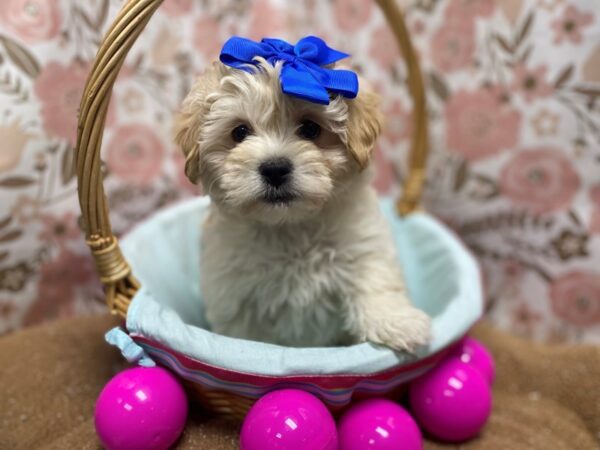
[259,158,293,188]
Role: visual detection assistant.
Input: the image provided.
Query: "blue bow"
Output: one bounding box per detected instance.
[219,36,359,105]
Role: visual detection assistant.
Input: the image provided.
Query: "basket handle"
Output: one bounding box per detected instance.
[376,0,429,216]
[75,0,428,317]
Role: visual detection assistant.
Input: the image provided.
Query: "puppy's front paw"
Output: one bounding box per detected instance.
[364,306,431,353]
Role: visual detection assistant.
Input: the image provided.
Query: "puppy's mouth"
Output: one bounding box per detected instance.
[262,189,297,205]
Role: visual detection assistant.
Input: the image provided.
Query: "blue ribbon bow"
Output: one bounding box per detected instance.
[220,36,359,105]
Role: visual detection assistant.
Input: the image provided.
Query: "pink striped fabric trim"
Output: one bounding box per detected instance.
[132,334,451,407]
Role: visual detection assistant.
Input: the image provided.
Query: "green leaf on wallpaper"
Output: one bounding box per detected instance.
[0,216,12,230]
[0,72,28,102]
[414,0,441,13]
[61,143,76,185]
[0,35,40,78]
[554,65,574,89]
[453,159,469,192]
[0,230,22,244]
[98,0,110,30]
[74,8,96,32]
[568,209,581,226]
[515,12,534,48]
[428,71,449,101]
[573,86,600,97]
[494,34,514,54]
[0,176,36,188]
[75,0,110,34]
[469,174,499,200]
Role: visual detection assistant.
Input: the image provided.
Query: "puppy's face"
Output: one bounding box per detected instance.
[175,59,382,225]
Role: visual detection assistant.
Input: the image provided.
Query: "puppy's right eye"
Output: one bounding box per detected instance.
[298,119,321,140]
[231,124,251,143]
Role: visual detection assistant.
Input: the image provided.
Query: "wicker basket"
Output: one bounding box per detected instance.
[76,0,433,419]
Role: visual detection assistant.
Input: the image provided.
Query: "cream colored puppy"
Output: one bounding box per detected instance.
[174,58,430,352]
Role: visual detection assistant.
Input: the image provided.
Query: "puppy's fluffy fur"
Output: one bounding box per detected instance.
[174,59,430,351]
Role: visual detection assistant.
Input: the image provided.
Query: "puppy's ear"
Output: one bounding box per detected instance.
[345,86,384,170]
[173,64,221,183]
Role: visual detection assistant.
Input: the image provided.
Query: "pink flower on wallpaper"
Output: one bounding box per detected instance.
[121,88,145,114]
[511,303,542,335]
[445,88,521,161]
[551,5,594,44]
[333,0,373,32]
[500,147,580,214]
[151,26,182,67]
[370,25,400,71]
[382,99,412,145]
[193,16,223,60]
[498,0,526,23]
[549,271,600,326]
[248,0,284,41]
[531,108,560,136]
[431,23,476,72]
[160,0,193,17]
[512,64,554,102]
[589,184,600,234]
[0,0,61,43]
[410,18,427,35]
[34,61,116,144]
[106,124,165,185]
[372,145,395,195]
[23,250,96,327]
[38,212,81,247]
[503,259,525,282]
[445,0,495,21]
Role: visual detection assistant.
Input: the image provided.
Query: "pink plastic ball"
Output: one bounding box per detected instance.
[338,399,423,450]
[449,337,495,384]
[409,359,492,443]
[94,367,188,450]
[240,389,337,450]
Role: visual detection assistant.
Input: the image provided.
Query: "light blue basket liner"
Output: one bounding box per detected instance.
[120,197,483,376]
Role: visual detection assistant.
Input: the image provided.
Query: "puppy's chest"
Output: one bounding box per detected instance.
[202,224,357,304]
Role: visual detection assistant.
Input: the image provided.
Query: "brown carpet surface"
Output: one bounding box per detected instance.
[1,314,599,450]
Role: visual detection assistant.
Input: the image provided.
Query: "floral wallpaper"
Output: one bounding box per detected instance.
[0,0,598,343]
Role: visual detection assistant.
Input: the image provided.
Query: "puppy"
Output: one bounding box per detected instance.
[174,56,430,352]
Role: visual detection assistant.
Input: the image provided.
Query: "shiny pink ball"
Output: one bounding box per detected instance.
[240,389,337,450]
[338,399,423,450]
[409,359,492,443]
[94,367,188,450]
[449,337,495,384]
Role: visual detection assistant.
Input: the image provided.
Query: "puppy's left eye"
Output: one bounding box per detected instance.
[298,120,321,140]
[231,124,252,143]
